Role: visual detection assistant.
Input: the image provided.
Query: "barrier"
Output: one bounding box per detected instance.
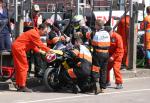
[0,51,14,79]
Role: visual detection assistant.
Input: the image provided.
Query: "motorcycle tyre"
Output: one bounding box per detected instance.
[43,67,60,91]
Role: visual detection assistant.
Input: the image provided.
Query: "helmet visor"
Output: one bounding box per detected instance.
[73,22,80,29]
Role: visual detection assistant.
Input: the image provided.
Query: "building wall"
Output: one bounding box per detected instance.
[33,0,111,12]
[33,0,70,12]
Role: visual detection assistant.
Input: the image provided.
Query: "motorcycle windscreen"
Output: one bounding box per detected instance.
[53,41,66,50]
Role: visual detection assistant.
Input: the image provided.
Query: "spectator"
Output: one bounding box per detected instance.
[24,4,42,32]
[0,0,11,51]
[12,24,51,92]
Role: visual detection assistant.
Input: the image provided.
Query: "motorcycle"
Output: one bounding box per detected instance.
[43,41,75,89]
[43,42,95,93]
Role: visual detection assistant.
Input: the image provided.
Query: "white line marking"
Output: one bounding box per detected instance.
[40,99,78,103]
[16,89,150,103]
[123,77,150,81]
[110,77,150,83]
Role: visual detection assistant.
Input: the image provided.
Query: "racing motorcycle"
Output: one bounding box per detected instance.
[43,42,95,93]
[43,42,78,93]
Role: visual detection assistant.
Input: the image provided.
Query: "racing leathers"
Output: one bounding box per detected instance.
[71,26,91,45]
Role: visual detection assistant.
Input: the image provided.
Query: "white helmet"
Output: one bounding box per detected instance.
[33,4,40,11]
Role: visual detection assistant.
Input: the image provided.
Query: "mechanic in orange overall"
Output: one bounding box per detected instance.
[106,26,124,89]
[140,6,150,68]
[117,15,130,69]
[12,24,51,92]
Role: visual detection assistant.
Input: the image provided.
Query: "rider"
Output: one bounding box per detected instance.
[71,15,91,45]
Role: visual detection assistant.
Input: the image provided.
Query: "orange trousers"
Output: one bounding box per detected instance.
[107,56,123,84]
[12,46,29,87]
[123,46,128,67]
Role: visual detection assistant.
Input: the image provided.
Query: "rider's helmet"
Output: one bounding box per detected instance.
[72,15,86,30]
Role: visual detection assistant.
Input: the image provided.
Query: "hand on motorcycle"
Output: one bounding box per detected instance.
[47,49,54,54]
[47,49,64,55]
[39,49,46,55]
[46,52,52,56]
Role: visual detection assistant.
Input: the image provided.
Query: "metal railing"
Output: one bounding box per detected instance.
[46,4,55,12]
[93,0,111,10]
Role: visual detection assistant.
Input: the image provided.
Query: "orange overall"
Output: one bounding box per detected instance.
[12,28,50,87]
[141,15,150,49]
[117,16,130,67]
[141,15,150,65]
[107,32,124,84]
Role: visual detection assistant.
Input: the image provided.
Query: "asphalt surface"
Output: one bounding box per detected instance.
[0,77,150,103]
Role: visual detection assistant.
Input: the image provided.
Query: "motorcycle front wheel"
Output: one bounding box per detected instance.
[43,67,60,91]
